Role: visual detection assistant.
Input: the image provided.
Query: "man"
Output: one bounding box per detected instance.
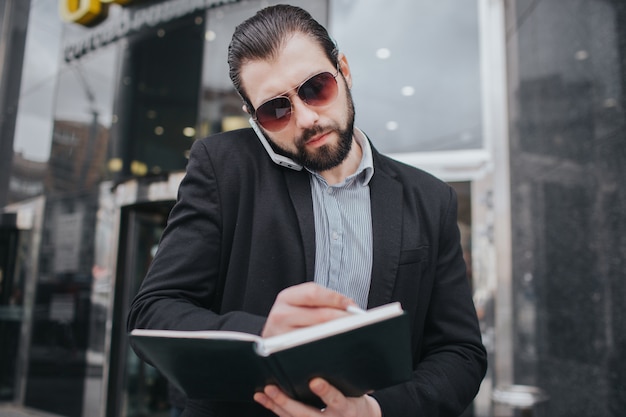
[127,4,487,417]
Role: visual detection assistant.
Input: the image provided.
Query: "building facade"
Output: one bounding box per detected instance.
[505,1,626,415]
[0,0,623,416]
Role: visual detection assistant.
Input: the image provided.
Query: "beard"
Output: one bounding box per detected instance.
[269,85,356,172]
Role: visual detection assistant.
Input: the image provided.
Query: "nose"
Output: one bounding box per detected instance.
[290,95,319,129]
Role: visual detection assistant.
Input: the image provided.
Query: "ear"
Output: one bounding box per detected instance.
[337,52,352,89]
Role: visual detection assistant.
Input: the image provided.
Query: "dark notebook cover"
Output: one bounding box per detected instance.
[129,302,412,407]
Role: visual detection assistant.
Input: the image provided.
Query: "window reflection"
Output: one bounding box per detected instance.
[10,1,62,205]
[113,12,204,180]
[330,0,483,153]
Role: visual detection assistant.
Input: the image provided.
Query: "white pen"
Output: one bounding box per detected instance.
[346,305,367,315]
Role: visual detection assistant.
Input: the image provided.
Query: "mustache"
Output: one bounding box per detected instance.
[295,125,327,146]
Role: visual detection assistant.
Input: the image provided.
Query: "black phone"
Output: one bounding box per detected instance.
[249,118,303,171]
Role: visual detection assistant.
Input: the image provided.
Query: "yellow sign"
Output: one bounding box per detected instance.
[59,0,135,26]
[63,0,239,61]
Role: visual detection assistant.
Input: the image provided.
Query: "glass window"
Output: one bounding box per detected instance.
[19,6,120,415]
[330,0,483,153]
[10,1,62,205]
[114,12,205,179]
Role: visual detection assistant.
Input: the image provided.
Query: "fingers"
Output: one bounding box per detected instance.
[254,385,318,417]
[254,380,380,417]
[262,283,356,337]
[309,379,346,412]
[276,282,353,310]
[310,378,382,417]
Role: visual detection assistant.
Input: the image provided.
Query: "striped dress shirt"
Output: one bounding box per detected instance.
[308,128,374,308]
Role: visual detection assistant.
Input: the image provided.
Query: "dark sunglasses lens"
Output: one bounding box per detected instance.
[256,97,291,131]
[298,72,338,105]
[255,72,338,132]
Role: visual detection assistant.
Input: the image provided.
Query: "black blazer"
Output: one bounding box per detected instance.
[128,128,487,417]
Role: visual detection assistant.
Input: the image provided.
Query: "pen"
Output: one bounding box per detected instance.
[346,305,366,315]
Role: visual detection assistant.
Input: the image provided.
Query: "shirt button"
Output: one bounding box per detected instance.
[332,231,339,240]
[327,188,334,195]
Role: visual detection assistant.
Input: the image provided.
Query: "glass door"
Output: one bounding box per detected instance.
[0,217,22,402]
[106,201,177,417]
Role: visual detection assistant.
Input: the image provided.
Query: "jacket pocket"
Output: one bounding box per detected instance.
[399,246,429,265]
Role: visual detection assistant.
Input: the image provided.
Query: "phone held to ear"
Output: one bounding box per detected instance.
[249,118,303,171]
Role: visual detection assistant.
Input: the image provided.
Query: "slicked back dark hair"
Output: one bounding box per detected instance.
[228,4,338,114]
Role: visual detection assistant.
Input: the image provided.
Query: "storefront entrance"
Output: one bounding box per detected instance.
[105,201,176,417]
[0,215,22,402]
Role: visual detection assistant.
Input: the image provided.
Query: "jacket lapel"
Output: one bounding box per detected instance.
[284,169,316,283]
[367,154,403,308]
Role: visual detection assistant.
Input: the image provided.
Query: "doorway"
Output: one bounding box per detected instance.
[106,201,176,417]
[0,215,21,402]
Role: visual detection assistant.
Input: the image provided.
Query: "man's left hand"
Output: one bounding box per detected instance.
[253,378,382,417]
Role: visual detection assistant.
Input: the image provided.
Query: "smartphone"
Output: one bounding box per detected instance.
[249,118,303,171]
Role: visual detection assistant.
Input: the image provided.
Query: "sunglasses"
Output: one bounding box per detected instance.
[251,70,339,132]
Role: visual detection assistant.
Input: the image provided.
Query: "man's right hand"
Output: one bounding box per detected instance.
[262,282,356,337]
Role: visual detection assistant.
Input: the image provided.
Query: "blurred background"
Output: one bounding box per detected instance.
[0,0,624,416]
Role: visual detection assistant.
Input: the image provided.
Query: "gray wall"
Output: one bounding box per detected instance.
[506,0,626,415]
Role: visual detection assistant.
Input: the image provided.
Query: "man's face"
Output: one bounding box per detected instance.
[240,33,355,172]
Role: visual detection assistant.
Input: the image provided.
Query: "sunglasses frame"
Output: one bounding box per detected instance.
[251,68,340,132]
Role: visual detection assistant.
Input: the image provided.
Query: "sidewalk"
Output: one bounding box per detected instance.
[0,404,60,417]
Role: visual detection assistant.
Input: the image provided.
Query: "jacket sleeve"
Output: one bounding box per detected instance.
[126,138,266,339]
[371,186,487,417]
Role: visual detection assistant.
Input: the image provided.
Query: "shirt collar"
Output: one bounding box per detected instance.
[353,127,374,186]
